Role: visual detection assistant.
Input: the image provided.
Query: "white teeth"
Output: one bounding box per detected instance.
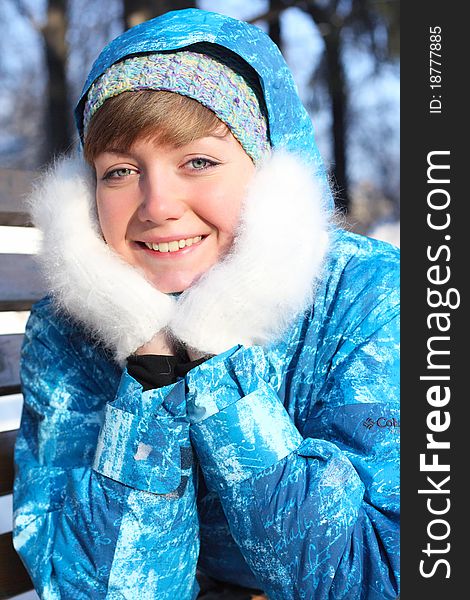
[144,236,203,252]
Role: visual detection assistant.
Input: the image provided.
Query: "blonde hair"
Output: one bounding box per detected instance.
[83,90,226,164]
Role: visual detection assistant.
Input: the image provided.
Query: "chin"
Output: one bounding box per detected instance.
[148,271,202,294]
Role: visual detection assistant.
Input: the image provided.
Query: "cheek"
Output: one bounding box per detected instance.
[200,179,250,237]
[95,191,126,246]
[203,198,243,243]
[220,199,244,236]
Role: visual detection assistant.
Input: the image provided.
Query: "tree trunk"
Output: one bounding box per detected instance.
[268,0,283,52]
[323,28,350,213]
[42,0,71,162]
[124,0,196,29]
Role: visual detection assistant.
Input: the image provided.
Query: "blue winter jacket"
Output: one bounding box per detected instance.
[13,9,400,600]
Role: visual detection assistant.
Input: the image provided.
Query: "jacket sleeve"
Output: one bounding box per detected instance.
[13,301,200,600]
[185,266,400,599]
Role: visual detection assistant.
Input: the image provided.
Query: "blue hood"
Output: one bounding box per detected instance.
[75,8,332,208]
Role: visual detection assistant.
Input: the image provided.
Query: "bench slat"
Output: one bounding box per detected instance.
[0,168,33,226]
[0,334,23,395]
[0,168,33,210]
[0,211,31,227]
[0,430,17,497]
[0,254,44,311]
[0,532,33,597]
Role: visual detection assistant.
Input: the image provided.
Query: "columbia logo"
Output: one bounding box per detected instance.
[363,417,400,430]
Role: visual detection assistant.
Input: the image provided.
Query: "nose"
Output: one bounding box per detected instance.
[136,169,187,224]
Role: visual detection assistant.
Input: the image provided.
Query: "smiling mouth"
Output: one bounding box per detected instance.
[139,236,204,253]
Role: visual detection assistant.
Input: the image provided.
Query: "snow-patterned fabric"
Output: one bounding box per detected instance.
[13,8,399,599]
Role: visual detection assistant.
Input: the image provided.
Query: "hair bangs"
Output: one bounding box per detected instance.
[83,90,225,164]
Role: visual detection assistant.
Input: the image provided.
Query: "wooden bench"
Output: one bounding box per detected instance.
[0,168,40,598]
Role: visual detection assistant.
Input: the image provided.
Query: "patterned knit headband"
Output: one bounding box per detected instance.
[83,52,271,163]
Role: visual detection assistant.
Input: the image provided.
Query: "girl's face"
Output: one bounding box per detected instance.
[94,130,256,293]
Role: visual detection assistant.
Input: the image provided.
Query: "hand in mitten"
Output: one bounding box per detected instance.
[169,150,330,357]
[29,154,175,365]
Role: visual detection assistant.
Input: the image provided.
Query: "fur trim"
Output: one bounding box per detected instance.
[27,155,174,365]
[169,150,330,355]
[29,151,329,363]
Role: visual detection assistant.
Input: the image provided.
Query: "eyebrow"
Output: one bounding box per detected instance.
[101,147,132,156]
[99,132,231,157]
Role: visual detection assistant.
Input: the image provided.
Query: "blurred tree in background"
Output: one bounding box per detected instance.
[0,0,399,226]
[254,0,400,213]
[42,0,69,159]
[124,0,195,28]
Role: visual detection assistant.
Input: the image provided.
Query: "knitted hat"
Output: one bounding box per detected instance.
[83,51,271,163]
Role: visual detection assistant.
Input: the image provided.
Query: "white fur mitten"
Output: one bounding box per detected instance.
[28,155,175,365]
[169,151,330,356]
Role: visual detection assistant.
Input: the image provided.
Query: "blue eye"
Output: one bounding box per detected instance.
[190,158,211,169]
[188,157,219,171]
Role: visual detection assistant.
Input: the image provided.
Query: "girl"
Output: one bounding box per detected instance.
[13,8,400,599]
